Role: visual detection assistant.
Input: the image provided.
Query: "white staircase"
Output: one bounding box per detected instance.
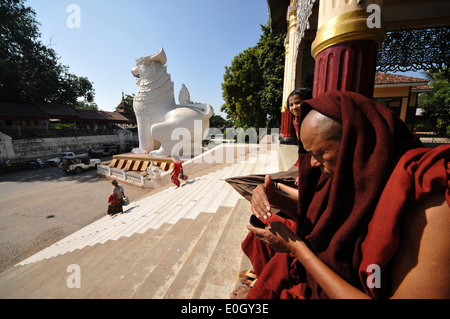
[16,144,279,266]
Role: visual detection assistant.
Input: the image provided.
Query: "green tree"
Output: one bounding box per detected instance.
[221,22,285,129]
[210,114,233,129]
[75,100,98,110]
[123,93,135,108]
[257,23,286,128]
[222,46,264,128]
[0,0,95,105]
[419,68,450,135]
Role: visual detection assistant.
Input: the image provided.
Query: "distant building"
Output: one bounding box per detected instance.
[373,73,432,129]
[0,101,132,138]
[115,92,137,130]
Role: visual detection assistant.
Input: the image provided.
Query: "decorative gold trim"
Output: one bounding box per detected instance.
[311,9,385,59]
[288,7,297,30]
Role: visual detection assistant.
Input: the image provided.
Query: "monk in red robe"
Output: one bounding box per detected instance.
[171,160,183,188]
[231,90,450,299]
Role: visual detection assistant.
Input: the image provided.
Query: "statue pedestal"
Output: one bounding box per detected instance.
[110,153,178,172]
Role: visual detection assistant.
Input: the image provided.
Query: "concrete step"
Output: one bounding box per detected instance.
[26,235,142,299]
[0,242,97,298]
[0,200,252,299]
[180,163,242,218]
[143,164,238,228]
[192,199,252,299]
[0,223,175,299]
[130,212,215,299]
[65,223,174,299]
[102,215,204,299]
[162,206,234,299]
[0,238,119,298]
[202,160,255,211]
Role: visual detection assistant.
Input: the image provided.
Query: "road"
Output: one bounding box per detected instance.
[0,163,152,273]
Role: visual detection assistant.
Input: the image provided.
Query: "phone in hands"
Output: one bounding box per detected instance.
[249,214,266,229]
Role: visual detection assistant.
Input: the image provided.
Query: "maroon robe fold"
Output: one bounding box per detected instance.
[242,90,448,299]
[359,145,450,298]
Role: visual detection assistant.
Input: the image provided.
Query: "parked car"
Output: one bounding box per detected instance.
[88,144,119,157]
[27,158,45,169]
[58,155,101,174]
[47,150,88,166]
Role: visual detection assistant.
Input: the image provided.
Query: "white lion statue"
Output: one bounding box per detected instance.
[131,48,214,158]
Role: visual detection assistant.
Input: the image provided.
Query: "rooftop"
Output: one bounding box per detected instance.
[375,72,430,87]
[0,102,132,123]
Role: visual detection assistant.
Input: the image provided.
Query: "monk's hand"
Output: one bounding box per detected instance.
[247,222,301,254]
[251,175,275,220]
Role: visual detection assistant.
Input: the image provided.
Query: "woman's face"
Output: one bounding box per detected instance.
[288,94,303,117]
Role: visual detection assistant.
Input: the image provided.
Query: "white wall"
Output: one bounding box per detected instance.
[1,134,124,161]
[0,132,15,159]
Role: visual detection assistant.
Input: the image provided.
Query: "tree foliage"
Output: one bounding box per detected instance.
[0,0,95,106]
[75,100,98,110]
[210,114,233,129]
[419,68,450,135]
[222,46,264,128]
[123,93,135,108]
[221,22,285,129]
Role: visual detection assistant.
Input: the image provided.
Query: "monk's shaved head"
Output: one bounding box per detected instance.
[301,110,342,144]
[300,110,342,176]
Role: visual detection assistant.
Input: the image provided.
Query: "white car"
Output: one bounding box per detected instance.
[47,151,87,166]
[58,156,101,174]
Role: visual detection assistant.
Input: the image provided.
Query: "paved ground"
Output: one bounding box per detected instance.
[0,164,153,273]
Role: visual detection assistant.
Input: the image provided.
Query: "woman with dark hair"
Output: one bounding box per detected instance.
[287,88,313,116]
[285,88,312,174]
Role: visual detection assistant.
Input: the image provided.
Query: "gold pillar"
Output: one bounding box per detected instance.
[311,0,385,59]
[280,5,299,141]
[282,39,290,113]
[282,5,299,112]
[310,0,385,98]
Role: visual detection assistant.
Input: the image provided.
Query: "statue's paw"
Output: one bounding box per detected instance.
[132,147,144,154]
[149,147,173,158]
[149,150,164,157]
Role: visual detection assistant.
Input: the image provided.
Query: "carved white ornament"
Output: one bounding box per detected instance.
[293,0,317,86]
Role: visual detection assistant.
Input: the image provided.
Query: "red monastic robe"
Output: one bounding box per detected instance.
[242,90,449,299]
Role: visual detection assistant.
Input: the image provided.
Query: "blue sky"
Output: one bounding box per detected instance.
[25,0,427,118]
[26,0,270,116]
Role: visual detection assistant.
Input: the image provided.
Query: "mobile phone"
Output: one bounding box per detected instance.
[249,214,266,229]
